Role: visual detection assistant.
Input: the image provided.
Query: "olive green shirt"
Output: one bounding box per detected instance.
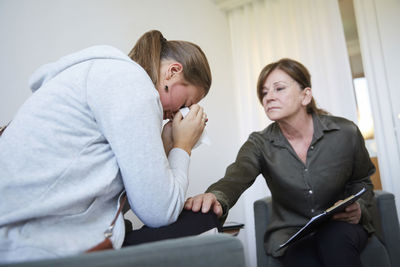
[207,114,375,257]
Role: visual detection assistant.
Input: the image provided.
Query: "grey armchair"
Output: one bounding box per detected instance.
[254,190,400,267]
[1,234,245,267]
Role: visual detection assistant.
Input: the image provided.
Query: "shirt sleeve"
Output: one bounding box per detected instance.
[86,59,190,227]
[345,124,376,233]
[206,134,262,222]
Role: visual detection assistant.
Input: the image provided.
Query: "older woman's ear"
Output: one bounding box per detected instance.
[302,87,313,106]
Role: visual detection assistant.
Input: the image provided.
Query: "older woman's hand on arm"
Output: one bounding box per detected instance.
[184,193,223,217]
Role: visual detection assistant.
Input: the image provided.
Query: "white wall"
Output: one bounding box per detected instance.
[0,0,253,266]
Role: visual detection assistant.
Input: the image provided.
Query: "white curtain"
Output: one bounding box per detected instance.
[228,0,357,142]
[353,0,400,217]
[221,1,357,266]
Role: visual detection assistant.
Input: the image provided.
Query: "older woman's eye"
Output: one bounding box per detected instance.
[276,87,285,91]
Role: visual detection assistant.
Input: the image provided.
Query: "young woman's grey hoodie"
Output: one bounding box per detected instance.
[0,45,190,263]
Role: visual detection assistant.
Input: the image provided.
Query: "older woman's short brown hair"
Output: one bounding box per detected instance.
[257,58,327,115]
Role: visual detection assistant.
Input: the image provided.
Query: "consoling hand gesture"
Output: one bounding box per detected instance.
[184,193,223,218]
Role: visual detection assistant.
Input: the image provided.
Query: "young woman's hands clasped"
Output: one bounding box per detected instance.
[161,104,207,156]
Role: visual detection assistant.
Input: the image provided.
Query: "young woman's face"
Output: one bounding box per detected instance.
[159,72,205,120]
[261,68,309,122]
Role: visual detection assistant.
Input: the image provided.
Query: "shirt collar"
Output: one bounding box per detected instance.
[265,113,340,146]
[312,113,340,141]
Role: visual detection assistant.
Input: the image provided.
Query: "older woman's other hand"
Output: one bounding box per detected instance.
[184,193,223,217]
[332,201,361,224]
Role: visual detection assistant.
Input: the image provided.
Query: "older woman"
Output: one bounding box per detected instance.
[185,58,375,267]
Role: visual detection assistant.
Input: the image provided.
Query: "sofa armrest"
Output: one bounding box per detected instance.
[374,190,400,267]
[254,196,272,267]
[3,234,245,267]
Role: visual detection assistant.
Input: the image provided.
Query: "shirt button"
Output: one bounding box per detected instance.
[310,146,314,150]
[311,209,315,213]
[304,168,308,171]
[308,190,313,194]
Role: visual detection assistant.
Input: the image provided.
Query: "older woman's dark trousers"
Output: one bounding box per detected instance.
[279,220,368,267]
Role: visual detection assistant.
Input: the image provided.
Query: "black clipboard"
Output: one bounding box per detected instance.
[277,187,366,251]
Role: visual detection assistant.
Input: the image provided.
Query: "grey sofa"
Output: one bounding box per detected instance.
[254,190,400,267]
[1,234,245,267]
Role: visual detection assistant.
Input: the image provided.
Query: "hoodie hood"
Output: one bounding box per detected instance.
[29,45,132,92]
